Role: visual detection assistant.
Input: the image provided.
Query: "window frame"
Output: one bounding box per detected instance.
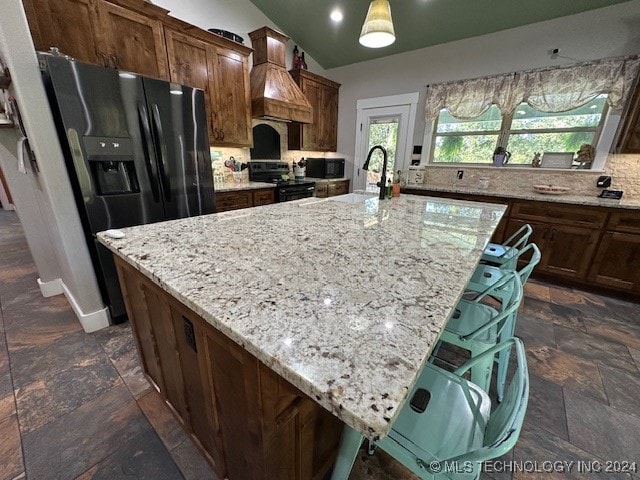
[427,100,610,167]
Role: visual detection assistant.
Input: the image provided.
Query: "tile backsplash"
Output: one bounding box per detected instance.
[210,119,342,182]
[416,153,640,199]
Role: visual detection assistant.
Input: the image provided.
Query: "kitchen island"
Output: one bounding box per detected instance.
[98,193,506,479]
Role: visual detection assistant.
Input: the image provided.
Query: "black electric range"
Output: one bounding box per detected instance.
[248,162,315,202]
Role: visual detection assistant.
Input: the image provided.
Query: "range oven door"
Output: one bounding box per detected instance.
[278,184,315,202]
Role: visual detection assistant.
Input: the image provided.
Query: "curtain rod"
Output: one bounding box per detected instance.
[425,54,639,89]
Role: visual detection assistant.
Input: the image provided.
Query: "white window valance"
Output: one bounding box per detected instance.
[424,56,640,122]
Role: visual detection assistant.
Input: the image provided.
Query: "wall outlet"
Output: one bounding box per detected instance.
[457,170,464,180]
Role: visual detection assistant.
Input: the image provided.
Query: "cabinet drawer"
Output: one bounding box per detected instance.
[315,183,329,198]
[253,188,275,206]
[511,201,607,228]
[215,191,252,212]
[327,180,349,197]
[606,211,640,234]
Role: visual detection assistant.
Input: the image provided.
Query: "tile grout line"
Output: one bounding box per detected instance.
[0,290,27,478]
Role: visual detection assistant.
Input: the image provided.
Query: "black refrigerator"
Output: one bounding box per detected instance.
[40,55,215,323]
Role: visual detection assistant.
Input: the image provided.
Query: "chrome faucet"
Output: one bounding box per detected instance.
[362,145,389,200]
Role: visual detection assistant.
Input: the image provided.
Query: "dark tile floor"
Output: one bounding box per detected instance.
[2,209,640,479]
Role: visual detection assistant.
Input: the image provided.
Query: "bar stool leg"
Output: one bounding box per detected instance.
[330,425,364,480]
[496,316,517,402]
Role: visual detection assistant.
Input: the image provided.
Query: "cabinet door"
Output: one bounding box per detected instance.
[208,46,252,147]
[320,83,339,151]
[327,180,348,197]
[22,0,102,65]
[542,225,601,280]
[169,306,225,471]
[315,183,328,198]
[115,261,165,393]
[97,1,168,78]
[253,188,275,206]
[588,232,640,291]
[165,29,214,140]
[615,76,640,153]
[302,78,323,150]
[215,191,253,212]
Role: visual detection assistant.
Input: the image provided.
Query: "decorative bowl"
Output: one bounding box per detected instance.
[533,184,571,195]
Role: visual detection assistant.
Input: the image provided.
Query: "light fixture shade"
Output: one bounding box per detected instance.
[359,0,395,48]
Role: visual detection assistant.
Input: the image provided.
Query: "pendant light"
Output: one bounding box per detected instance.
[359,0,395,48]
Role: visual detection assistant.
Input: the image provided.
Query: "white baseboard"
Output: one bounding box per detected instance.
[37,277,64,297]
[61,282,111,333]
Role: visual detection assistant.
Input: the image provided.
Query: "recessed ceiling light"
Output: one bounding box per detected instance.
[517,110,526,115]
[589,105,598,109]
[330,8,343,23]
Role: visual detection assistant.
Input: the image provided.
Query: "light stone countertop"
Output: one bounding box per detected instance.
[306,177,349,183]
[97,193,506,440]
[404,184,640,210]
[215,181,276,192]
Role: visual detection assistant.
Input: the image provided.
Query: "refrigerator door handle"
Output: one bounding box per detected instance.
[137,102,161,203]
[150,104,171,203]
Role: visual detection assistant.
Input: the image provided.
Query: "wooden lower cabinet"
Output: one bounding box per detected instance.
[254,188,276,206]
[215,188,275,212]
[115,258,343,479]
[315,180,349,198]
[404,188,640,299]
[588,232,640,292]
[505,219,600,280]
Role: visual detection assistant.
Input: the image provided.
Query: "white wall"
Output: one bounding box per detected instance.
[0,0,109,331]
[153,0,327,76]
[328,0,640,164]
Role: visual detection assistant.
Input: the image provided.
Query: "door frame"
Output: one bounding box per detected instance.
[353,92,419,191]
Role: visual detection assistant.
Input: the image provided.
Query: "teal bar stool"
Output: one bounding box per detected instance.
[466,243,539,401]
[468,243,541,294]
[331,338,530,480]
[481,224,532,266]
[438,272,523,394]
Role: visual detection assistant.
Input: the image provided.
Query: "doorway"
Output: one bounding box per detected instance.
[353,93,419,192]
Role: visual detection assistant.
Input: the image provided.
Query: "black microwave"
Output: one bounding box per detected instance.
[305,158,345,179]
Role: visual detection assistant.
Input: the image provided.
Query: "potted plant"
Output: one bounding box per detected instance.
[392,170,403,197]
[493,146,511,167]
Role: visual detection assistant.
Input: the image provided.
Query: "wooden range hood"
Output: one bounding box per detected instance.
[248,27,312,123]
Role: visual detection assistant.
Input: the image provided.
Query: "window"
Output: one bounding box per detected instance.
[430,95,608,167]
[432,106,502,163]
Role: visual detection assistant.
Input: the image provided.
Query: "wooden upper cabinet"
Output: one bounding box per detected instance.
[165,30,214,140]
[22,0,102,65]
[95,1,168,78]
[615,73,640,153]
[288,69,341,152]
[22,0,253,146]
[165,29,209,90]
[208,46,252,147]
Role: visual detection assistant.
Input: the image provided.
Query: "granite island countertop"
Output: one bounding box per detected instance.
[97,193,506,440]
[403,184,640,209]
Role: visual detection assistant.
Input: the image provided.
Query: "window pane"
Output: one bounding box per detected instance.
[511,95,607,130]
[366,119,399,191]
[436,105,502,133]
[507,132,594,165]
[432,134,499,163]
